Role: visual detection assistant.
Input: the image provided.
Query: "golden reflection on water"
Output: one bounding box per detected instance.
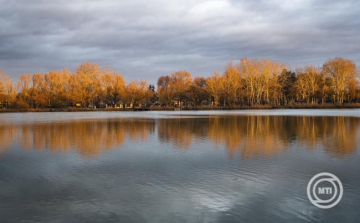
[0,119,154,157]
[0,116,359,158]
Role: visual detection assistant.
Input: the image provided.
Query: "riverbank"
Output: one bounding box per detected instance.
[1,103,360,113]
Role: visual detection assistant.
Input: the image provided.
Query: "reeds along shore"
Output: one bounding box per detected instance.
[0,57,359,110]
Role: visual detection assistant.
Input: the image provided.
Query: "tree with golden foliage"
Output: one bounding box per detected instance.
[75,62,102,106]
[157,71,192,106]
[295,66,322,104]
[186,77,209,106]
[0,71,16,107]
[260,59,284,104]
[157,75,172,105]
[170,70,192,106]
[31,73,48,107]
[222,63,241,106]
[205,71,223,106]
[17,73,32,106]
[125,80,153,107]
[238,58,262,105]
[100,68,126,105]
[323,57,357,104]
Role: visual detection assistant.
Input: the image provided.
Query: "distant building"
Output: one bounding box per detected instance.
[115,102,124,109]
[125,102,133,108]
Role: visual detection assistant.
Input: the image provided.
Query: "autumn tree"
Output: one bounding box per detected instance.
[186,77,209,106]
[0,70,8,96]
[17,73,32,106]
[100,68,126,105]
[31,73,48,107]
[206,71,223,106]
[295,66,322,104]
[347,77,359,103]
[222,63,241,106]
[75,62,102,106]
[0,71,16,106]
[113,74,126,102]
[323,58,357,104]
[261,59,284,104]
[157,75,172,105]
[238,58,262,105]
[239,59,259,104]
[170,71,192,106]
[45,69,72,106]
[125,80,153,107]
[277,69,296,105]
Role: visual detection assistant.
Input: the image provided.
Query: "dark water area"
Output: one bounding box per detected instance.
[0,110,360,223]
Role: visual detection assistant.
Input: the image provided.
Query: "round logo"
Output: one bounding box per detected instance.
[307,172,343,209]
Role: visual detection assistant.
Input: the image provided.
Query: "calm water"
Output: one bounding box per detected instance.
[0,110,360,223]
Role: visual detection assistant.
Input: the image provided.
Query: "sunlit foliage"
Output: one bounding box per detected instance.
[0,58,359,109]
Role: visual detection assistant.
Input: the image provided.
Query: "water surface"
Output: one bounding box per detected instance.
[0,110,360,222]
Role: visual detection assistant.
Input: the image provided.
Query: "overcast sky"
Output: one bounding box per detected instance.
[0,0,359,84]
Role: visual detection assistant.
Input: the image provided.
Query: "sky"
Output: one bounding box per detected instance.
[0,0,359,84]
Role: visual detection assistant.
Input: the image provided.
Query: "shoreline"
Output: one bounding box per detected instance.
[1,104,360,113]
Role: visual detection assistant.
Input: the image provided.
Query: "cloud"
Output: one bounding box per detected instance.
[0,0,359,83]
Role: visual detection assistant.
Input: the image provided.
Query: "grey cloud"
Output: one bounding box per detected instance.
[0,0,359,84]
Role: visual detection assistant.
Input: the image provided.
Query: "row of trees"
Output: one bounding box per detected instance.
[158,57,359,106]
[0,57,359,109]
[0,63,154,108]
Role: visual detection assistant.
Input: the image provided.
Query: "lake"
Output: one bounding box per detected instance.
[0,110,360,223]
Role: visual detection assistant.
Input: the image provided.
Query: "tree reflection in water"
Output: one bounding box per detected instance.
[0,116,359,158]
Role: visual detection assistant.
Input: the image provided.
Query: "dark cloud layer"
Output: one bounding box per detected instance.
[0,0,359,83]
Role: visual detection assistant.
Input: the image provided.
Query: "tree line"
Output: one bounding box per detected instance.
[0,57,359,109]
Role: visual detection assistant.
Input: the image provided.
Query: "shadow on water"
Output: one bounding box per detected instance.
[1,116,359,158]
